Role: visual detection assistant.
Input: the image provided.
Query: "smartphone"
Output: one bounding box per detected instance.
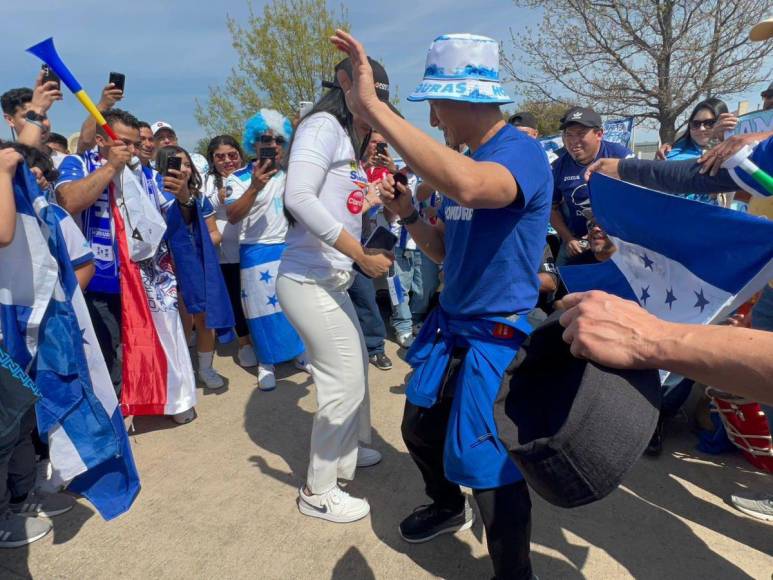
[109,72,126,92]
[353,225,398,278]
[299,101,313,118]
[376,142,388,156]
[392,172,408,199]
[41,64,60,89]
[259,146,277,171]
[163,156,182,176]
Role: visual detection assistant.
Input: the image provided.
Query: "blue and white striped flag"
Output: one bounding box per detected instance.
[560,174,773,325]
[0,165,140,520]
[240,243,304,364]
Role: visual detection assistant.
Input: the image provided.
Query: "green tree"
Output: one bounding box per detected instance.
[194,137,211,159]
[195,0,349,141]
[504,0,773,143]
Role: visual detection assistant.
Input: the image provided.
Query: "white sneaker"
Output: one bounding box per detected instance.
[357,447,382,468]
[34,459,63,495]
[293,354,312,374]
[298,485,370,523]
[198,367,224,389]
[237,345,258,368]
[397,333,415,349]
[258,364,276,391]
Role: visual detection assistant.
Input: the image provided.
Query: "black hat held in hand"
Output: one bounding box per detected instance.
[493,312,661,509]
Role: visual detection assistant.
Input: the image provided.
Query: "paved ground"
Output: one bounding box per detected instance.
[2,341,772,579]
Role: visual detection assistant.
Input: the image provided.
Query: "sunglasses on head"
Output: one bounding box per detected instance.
[214,151,241,162]
[690,118,716,130]
[259,134,286,145]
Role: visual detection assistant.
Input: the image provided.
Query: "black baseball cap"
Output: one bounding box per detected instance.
[762,81,773,98]
[560,106,603,130]
[508,111,538,130]
[323,57,400,115]
[494,312,661,508]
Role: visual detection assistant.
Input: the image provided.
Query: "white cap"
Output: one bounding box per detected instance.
[151,121,175,136]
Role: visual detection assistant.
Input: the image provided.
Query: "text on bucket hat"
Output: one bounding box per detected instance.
[408,33,513,105]
[493,312,661,508]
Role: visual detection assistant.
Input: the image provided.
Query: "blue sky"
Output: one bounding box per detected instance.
[2,1,770,149]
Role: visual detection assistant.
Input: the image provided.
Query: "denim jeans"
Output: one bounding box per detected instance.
[391,249,440,337]
[347,271,386,356]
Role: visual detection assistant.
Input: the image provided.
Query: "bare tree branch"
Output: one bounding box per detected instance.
[505,0,773,142]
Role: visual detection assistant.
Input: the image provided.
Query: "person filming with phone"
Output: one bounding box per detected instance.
[223,109,309,392]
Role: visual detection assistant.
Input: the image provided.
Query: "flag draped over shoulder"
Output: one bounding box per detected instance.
[560,174,773,325]
[0,164,140,520]
[112,173,196,417]
[166,201,235,343]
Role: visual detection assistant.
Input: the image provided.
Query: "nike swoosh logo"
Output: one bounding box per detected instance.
[302,500,328,513]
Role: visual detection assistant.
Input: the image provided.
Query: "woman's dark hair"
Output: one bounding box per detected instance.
[206,135,245,190]
[674,97,729,150]
[0,140,58,183]
[156,145,202,197]
[283,86,367,225]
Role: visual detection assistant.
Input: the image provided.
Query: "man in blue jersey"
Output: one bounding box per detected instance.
[329,31,552,578]
[551,106,632,266]
[54,109,139,397]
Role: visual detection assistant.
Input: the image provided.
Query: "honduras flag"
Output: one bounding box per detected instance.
[0,164,140,520]
[240,243,304,364]
[560,174,773,326]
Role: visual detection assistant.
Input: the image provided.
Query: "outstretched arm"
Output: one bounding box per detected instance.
[558,291,773,404]
[329,30,519,210]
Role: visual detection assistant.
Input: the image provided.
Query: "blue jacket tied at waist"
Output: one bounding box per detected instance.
[406,306,532,489]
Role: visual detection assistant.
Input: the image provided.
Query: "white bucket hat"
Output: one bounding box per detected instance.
[408,33,513,104]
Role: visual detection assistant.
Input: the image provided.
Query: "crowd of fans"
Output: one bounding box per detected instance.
[1,17,772,579]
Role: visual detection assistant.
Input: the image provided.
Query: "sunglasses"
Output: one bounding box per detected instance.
[259,134,286,145]
[214,151,241,162]
[690,118,716,130]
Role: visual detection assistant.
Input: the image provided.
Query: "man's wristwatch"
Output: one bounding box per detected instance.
[398,209,420,225]
[24,110,47,130]
[24,110,47,123]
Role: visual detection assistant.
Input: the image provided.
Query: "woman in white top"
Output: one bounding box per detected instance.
[203,136,255,369]
[278,58,395,523]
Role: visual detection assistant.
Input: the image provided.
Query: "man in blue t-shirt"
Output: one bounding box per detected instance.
[337,31,552,579]
[54,109,139,396]
[551,106,632,266]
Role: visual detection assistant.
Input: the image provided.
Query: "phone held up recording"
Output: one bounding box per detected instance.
[160,155,182,177]
[41,64,60,89]
[109,72,126,92]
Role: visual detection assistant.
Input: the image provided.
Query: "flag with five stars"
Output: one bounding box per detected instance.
[560,174,773,326]
[240,243,304,364]
[0,164,140,520]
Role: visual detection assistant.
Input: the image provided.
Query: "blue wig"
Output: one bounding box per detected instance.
[242,108,293,157]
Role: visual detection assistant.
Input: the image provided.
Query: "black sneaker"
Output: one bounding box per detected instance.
[369,353,392,371]
[399,501,474,543]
